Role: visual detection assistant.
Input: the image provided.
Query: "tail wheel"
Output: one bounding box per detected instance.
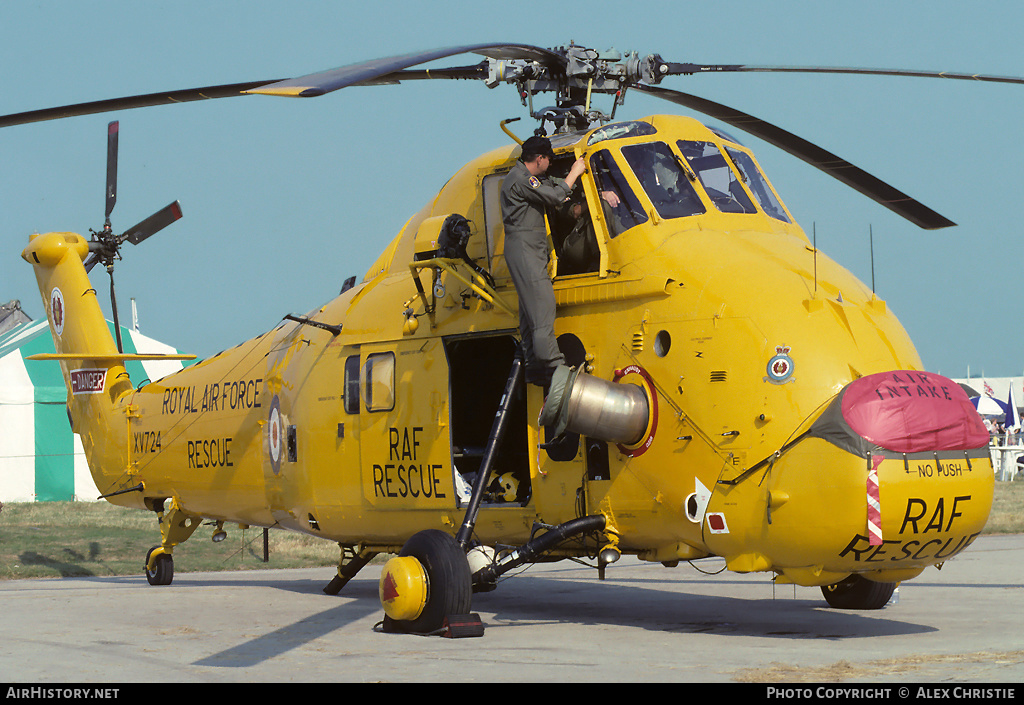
[821,574,895,609]
[380,530,471,634]
[145,546,174,586]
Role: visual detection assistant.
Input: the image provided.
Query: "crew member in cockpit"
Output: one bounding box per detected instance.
[557,195,602,275]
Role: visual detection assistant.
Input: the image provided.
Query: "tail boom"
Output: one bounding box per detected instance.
[22,232,138,504]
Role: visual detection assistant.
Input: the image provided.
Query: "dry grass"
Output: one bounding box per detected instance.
[984,480,1024,533]
[734,650,1024,682]
[0,500,340,580]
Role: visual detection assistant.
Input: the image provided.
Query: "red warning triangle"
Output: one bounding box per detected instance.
[381,570,400,603]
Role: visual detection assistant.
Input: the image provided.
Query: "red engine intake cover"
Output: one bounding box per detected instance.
[840,371,989,453]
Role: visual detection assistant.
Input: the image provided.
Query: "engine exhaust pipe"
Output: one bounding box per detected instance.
[538,364,652,448]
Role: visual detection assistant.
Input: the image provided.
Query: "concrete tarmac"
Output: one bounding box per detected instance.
[1,534,1022,683]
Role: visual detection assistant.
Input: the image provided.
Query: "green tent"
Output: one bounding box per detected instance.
[0,318,192,501]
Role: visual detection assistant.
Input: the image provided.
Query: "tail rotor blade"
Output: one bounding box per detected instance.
[105,121,118,220]
[123,201,183,245]
[108,268,123,353]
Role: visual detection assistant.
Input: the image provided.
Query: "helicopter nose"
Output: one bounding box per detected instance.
[706,370,994,586]
[812,370,994,578]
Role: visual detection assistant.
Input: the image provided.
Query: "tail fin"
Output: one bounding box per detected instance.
[21,232,191,502]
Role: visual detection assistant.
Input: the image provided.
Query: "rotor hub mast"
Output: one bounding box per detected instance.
[485,45,672,131]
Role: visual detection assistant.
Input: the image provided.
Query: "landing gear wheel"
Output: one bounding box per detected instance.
[145,546,174,586]
[821,574,895,609]
[381,530,471,634]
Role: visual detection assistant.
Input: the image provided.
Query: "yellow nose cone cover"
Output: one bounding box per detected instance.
[379,556,428,621]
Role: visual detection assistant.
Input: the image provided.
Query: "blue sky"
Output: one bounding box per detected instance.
[2,0,1023,377]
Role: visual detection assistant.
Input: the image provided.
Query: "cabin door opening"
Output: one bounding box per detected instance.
[444,334,531,506]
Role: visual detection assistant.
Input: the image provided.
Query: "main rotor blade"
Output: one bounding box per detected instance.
[348,64,489,86]
[0,81,279,129]
[105,121,118,220]
[635,83,955,230]
[122,201,183,245]
[245,43,564,97]
[659,62,1024,85]
[0,44,562,127]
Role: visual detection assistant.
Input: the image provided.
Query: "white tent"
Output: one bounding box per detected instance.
[0,318,192,502]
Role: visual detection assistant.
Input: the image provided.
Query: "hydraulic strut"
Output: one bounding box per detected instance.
[455,349,524,548]
[323,547,378,596]
[472,514,607,587]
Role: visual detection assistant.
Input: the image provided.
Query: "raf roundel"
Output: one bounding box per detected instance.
[268,396,282,475]
[50,287,65,337]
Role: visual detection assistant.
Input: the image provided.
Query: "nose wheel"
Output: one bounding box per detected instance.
[821,574,896,609]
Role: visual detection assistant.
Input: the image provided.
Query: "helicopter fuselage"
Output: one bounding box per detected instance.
[27,114,992,590]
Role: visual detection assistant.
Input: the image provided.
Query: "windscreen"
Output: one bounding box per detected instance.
[678,140,757,215]
[620,142,706,220]
[589,149,648,237]
[725,146,791,223]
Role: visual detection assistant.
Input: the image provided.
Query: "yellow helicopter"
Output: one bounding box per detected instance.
[6,43,1017,635]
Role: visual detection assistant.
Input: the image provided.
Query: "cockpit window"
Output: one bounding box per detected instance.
[709,127,745,146]
[678,140,757,215]
[621,142,706,220]
[587,121,658,146]
[724,147,791,223]
[589,149,648,238]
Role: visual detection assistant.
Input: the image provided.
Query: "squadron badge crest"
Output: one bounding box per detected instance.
[765,345,795,384]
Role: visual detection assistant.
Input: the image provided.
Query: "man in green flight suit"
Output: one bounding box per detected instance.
[500,135,586,388]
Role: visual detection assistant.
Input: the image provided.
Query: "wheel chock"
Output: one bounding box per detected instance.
[441,613,485,638]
